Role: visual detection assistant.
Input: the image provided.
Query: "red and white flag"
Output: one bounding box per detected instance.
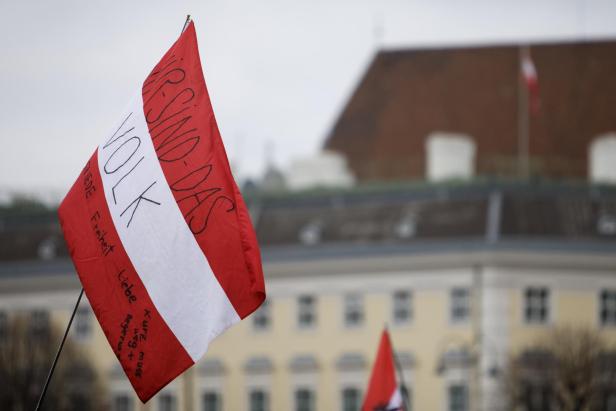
[362,329,405,411]
[520,48,540,115]
[58,20,266,402]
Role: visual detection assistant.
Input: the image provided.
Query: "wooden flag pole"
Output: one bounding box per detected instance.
[35,287,84,411]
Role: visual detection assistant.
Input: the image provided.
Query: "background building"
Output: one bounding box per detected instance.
[2,39,616,411]
[2,183,616,411]
[324,40,616,183]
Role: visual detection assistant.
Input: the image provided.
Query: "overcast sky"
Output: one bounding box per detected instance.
[1,0,615,200]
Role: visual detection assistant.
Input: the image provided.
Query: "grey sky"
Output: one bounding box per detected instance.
[1,0,615,198]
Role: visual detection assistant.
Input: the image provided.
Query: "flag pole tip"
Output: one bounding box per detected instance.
[181,15,191,35]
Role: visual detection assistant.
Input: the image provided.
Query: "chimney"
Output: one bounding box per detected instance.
[426,132,476,181]
[589,133,616,184]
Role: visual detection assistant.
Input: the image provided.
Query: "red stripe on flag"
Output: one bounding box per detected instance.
[58,151,193,402]
[363,329,403,411]
[140,22,265,319]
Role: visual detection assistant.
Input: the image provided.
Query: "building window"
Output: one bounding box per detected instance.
[295,388,315,411]
[298,295,316,328]
[202,391,221,411]
[253,299,271,331]
[30,310,49,337]
[392,290,412,324]
[249,389,269,411]
[66,391,90,411]
[344,294,364,327]
[522,383,551,411]
[602,391,616,411]
[75,306,91,340]
[341,387,361,411]
[450,288,470,323]
[112,394,134,411]
[448,384,468,411]
[524,287,549,324]
[0,311,7,341]
[600,289,616,326]
[158,393,176,411]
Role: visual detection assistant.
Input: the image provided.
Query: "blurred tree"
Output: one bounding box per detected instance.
[0,313,106,411]
[0,195,49,215]
[505,327,616,411]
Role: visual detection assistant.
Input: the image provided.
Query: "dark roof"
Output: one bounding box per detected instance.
[324,40,616,182]
[254,181,616,248]
[0,210,67,261]
[1,182,615,270]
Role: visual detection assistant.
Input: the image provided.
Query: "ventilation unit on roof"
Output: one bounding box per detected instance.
[299,220,323,245]
[590,133,616,184]
[598,213,616,236]
[426,132,476,182]
[286,150,355,191]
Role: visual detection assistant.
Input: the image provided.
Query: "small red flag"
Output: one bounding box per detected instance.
[362,329,405,411]
[520,49,540,115]
[58,21,265,402]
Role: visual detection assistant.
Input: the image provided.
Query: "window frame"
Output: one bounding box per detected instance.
[74,306,92,341]
[157,392,177,411]
[599,289,616,327]
[30,309,50,338]
[112,393,134,411]
[521,381,551,411]
[392,290,413,325]
[450,288,470,324]
[343,293,364,328]
[248,388,269,411]
[202,390,221,411]
[447,383,469,411]
[523,287,551,325]
[0,311,7,341]
[297,295,316,329]
[341,386,361,411]
[252,299,271,332]
[294,387,315,411]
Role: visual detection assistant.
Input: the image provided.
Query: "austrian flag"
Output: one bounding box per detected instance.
[363,330,405,411]
[520,49,540,115]
[58,21,265,402]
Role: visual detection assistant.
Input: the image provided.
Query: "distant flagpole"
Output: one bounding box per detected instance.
[517,45,530,179]
[363,327,407,410]
[385,324,410,411]
[392,343,410,411]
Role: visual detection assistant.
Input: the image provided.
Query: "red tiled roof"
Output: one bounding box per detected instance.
[324,41,616,182]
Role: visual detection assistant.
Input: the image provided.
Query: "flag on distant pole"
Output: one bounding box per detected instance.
[362,329,405,411]
[520,48,540,115]
[58,19,266,402]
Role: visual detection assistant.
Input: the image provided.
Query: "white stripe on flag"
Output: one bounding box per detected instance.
[388,388,404,409]
[97,92,240,361]
[521,57,537,82]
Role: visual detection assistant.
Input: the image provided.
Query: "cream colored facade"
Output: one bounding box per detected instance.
[1,248,616,411]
